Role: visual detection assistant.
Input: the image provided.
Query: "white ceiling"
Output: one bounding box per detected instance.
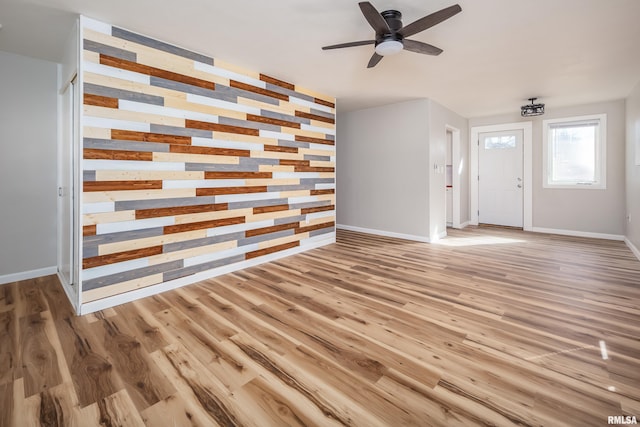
[1,0,640,117]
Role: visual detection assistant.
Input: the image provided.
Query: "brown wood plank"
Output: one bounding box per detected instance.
[264,145,299,154]
[185,119,260,136]
[83,180,163,192]
[301,205,335,214]
[83,148,153,161]
[295,110,335,124]
[195,185,268,197]
[247,114,301,129]
[310,189,335,196]
[0,382,12,426]
[205,171,272,180]
[169,144,250,157]
[20,313,63,398]
[136,203,228,219]
[0,310,18,385]
[245,222,299,238]
[96,316,175,411]
[230,80,289,101]
[100,54,215,91]
[16,280,48,318]
[295,135,335,146]
[279,159,309,167]
[83,246,164,270]
[245,241,300,260]
[259,74,295,90]
[111,129,192,145]
[295,221,335,235]
[163,216,245,235]
[84,93,119,108]
[54,315,120,408]
[294,166,335,173]
[253,204,289,215]
[83,225,97,237]
[314,98,335,109]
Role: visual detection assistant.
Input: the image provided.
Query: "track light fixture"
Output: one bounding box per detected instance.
[521,97,545,117]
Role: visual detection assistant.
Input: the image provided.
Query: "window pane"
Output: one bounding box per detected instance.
[550,125,597,183]
[485,135,516,149]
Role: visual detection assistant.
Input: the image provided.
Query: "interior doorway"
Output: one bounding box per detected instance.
[58,76,77,302]
[445,125,462,229]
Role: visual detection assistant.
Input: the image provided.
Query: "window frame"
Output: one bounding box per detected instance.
[542,113,607,190]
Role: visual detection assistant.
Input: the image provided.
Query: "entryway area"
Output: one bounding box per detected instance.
[470,122,533,230]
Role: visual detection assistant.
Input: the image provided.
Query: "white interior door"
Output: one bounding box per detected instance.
[58,79,74,287]
[478,130,523,227]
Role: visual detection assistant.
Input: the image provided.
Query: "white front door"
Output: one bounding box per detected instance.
[478,130,523,227]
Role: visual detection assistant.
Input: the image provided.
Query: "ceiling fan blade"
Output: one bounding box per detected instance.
[322,40,375,50]
[398,4,462,38]
[367,52,383,68]
[403,39,443,56]
[359,1,390,35]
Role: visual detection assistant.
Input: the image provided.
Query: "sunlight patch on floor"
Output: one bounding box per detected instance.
[434,235,527,247]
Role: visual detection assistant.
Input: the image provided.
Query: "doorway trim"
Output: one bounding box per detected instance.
[470,121,532,230]
[445,124,462,229]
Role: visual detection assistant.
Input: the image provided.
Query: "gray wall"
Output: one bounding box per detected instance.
[469,99,626,236]
[626,81,640,251]
[337,100,431,238]
[0,51,58,277]
[336,99,468,241]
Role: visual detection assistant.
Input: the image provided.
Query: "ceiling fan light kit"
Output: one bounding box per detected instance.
[521,98,545,117]
[375,39,403,56]
[322,1,462,68]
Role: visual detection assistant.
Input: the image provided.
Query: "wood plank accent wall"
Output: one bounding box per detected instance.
[80,18,336,304]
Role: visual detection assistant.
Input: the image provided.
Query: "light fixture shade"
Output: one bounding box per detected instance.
[375,40,403,56]
[521,103,545,117]
[521,98,545,117]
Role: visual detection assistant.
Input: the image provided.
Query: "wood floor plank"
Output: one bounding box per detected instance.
[1,227,639,425]
[95,315,175,411]
[20,312,63,398]
[0,308,19,386]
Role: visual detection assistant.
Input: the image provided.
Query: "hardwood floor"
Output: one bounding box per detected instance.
[1,227,639,426]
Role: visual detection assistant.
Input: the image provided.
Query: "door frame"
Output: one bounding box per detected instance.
[445,124,462,229]
[470,122,532,230]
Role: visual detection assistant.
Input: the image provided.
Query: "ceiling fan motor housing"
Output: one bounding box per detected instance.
[376,10,404,50]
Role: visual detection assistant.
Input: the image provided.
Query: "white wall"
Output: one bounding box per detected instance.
[337,100,431,239]
[469,99,626,237]
[0,51,58,280]
[626,81,640,254]
[428,99,469,239]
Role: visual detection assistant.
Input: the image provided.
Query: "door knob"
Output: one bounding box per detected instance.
[517,184,522,188]
[517,177,522,182]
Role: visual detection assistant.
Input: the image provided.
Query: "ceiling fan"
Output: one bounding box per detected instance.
[322,2,462,68]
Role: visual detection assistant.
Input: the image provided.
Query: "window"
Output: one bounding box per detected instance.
[484,135,516,149]
[542,114,606,189]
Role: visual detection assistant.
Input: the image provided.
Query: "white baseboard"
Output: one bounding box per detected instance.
[80,234,336,315]
[337,224,430,243]
[625,238,640,262]
[530,227,624,241]
[458,221,470,229]
[0,266,57,286]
